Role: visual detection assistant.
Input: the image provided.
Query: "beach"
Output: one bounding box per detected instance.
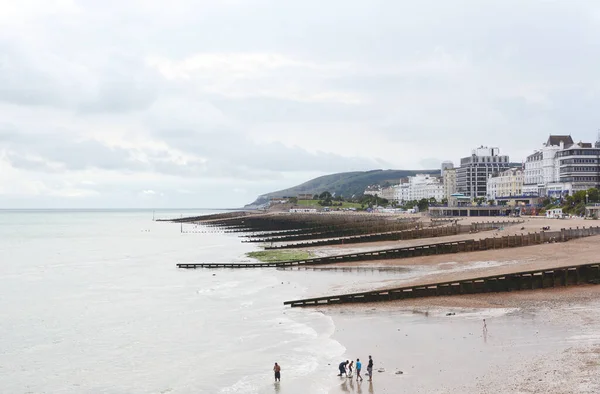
[3,210,599,393]
[282,215,600,393]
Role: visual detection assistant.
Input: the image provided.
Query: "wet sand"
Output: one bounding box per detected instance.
[324,284,600,394]
[285,216,600,393]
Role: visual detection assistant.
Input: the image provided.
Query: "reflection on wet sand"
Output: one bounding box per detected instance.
[339,377,373,393]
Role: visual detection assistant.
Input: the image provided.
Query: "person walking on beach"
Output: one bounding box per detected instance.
[356,358,363,381]
[367,355,373,381]
[348,360,354,377]
[338,360,349,377]
[273,362,281,382]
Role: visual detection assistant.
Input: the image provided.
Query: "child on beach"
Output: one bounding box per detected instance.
[348,360,354,377]
[356,358,363,381]
[367,355,373,381]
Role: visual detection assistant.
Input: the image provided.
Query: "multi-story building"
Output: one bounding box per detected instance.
[456,146,512,198]
[380,186,397,202]
[363,186,382,197]
[486,167,524,201]
[392,174,444,203]
[443,168,457,201]
[441,161,454,176]
[556,139,600,193]
[523,135,574,197]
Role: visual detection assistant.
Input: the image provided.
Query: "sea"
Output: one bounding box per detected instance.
[0,209,396,394]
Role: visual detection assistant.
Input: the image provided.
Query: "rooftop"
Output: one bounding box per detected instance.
[546,135,574,147]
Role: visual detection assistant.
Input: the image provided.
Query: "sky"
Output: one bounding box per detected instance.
[1,0,600,208]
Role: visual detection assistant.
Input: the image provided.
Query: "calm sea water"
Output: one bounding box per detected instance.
[0,210,346,394]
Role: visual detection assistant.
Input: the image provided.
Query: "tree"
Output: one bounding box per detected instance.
[319,191,332,200]
[313,194,319,200]
[441,197,448,206]
[417,198,429,212]
[288,197,298,204]
[587,188,600,203]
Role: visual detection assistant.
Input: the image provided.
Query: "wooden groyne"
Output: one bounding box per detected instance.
[169,212,418,234]
[176,226,600,269]
[264,220,523,249]
[245,220,427,243]
[283,263,600,307]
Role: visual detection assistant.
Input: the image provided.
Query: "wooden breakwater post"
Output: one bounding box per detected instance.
[283,263,600,307]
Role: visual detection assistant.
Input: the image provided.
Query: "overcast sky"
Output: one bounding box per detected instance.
[1,0,600,208]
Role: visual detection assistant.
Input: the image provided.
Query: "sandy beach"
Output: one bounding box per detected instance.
[289,216,600,393]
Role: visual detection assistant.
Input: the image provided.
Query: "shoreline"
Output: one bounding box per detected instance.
[321,285,600,393]
[269,216,600,393]
[253,215,600,392]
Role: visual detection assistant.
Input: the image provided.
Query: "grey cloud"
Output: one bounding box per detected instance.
[0,40,162,112]
[155,127,390,174]
[210,96,371,123]
[4,0,600,208]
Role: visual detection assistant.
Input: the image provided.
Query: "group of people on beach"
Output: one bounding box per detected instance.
[273,355,374,383]
[338,355,374,382]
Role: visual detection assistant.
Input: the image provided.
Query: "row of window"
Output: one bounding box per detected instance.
[560,158,599,164]
[560,176,600,182]
[556,149,600,157]
[560,166,600,173]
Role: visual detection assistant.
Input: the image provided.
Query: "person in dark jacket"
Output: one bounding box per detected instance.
[338,360,349,377]
[367,355,373,381]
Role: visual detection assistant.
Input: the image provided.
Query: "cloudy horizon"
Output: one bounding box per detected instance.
[1,0,600,208]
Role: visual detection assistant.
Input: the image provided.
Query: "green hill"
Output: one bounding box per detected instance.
[246,169,439,207]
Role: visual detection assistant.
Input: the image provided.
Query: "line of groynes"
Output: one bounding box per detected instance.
[168,212,420,234]
[244,221,430,243]
[283,263,600,307]
[242,218,433,238]
[262,220,522,249]
[176,226,600,269]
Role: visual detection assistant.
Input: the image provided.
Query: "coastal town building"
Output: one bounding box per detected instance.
[380,186,397,201]
[441,161,454,176]
[523,135,574,197]
[362,174,444,204]
[363,186,381,197]
[523,135,600,197]
[556,139,600,193]
[456,146,512,198]
[389,174,444,203]
[486,167,524,201]
[443,168,457,201]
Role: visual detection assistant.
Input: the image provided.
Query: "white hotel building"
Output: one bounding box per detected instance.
[362,174,444,204]
[393,174,444,203]
[523,135,600,197]
[523,135,572,197]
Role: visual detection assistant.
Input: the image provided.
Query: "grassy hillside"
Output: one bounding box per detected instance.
[246,169,439,207]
